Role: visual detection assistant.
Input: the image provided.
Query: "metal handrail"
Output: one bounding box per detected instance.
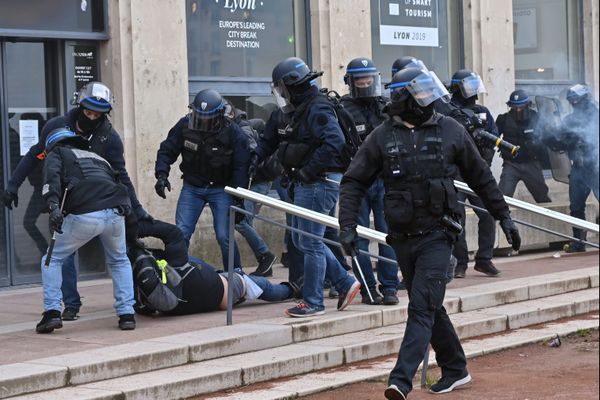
[453,180,599,233]
[225,187,389,245]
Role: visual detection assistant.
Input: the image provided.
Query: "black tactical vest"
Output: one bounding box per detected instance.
[497,112,538,162]
[180,125,234,186]
[341,97,387,140]
[381,124,461,234]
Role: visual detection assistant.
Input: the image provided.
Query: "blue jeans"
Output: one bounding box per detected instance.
[355,178,399,295]
[61,254,81,310]
[250,275,293,301]
[235,181,272,259]
[175,183,241,269]
[41,209,135,316]
[569,165,600,250]
[292,173,356,310]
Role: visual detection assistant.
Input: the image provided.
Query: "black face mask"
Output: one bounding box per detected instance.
[453,91,477,107]
[77,109,105,134]
[388,97,434,126]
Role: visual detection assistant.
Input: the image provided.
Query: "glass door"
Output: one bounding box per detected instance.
[3,40,60,284]
[0,44,8,286]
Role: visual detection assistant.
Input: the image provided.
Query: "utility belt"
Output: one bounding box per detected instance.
[183,175,225,188]
[385,215,462,243]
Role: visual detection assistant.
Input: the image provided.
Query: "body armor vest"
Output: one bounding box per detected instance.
[381,125,461,234]
[498,112,538,162]
[69,148,118,184]
[180,125,233,186]
[341,97,387,140]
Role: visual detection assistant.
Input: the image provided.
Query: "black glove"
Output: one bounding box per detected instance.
[339,226,360,258]
[48,204,64,234]
[232,198,246,225]
[500,216,521,251]
[2,190,18,209]
[154,175,171,199]
[248,153,259,179]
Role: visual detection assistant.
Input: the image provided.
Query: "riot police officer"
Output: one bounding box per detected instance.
[390,56,428,78]
[250,57,360,318]
[497,90,551,202]
[449,69,500,278]
[154,89,250,270]
[338,67,521,399]
[341,57,400,305]
[548,84,599,252]
[1,81,149,321]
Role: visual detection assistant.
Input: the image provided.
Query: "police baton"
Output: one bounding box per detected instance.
[352,255,375,303]
[325,177,375,302]
[44,187,70,268]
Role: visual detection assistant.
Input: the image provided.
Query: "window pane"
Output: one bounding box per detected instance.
[186,0,297,78]
[370,0,461,82]
[513,0,581,81]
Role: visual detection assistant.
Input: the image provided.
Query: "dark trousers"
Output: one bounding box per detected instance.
[498,160,551,203]
[569,165,600,250]
[453,192,496,266]
[387,230,467,394]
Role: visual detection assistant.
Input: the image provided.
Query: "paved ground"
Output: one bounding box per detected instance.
[301,328,599,400]
[0,249,597,365]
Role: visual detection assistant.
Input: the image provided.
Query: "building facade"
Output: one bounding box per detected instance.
[1,0,598,286]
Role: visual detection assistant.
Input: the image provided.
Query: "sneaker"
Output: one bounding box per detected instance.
[251,252,276,277]
[285,302,325,318]
[36,310,62,334]
[474,260,501,277]
[454,264,467,279]
[383,290,399,305]
[361,294,383,305]
[384,384,407,400]
[328,287,339,298]
[61,307,80,321]
[563,243,585,253]
[429,371,472,394]
[337,280,361,311]
[118,314,136,330]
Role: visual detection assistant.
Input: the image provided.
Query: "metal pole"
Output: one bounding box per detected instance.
[460,201,599,249]
[421,345,430,388]
[44,187,70,268]
[352,256,374,303]
[226,206,236,326]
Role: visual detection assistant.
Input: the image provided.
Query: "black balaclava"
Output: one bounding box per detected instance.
[288,82,318,106]
[452,91,477,107]
[76,107,106,134]
[388,95,434,126]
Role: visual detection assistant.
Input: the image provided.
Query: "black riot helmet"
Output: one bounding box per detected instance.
[188,89,226,132]
[390,56,428,78]
[386,67,450,106]
[73,81,113,113]
[344,58,382,99]
[566,84,591,107]
[450,69,487,99]
[507,89,531,121]
[45,128,88,152]
[271,57,323,113]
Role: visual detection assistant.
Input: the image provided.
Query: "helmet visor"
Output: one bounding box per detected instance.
[388,71,449,107]
[567,84,589,105]
[457,74,486,98]
[348,73,382,98]
[188,103,224,132]
[271,82,295,114]
[77,82,113,112]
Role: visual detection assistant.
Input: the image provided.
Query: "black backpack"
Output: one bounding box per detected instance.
[290,90,362,169]
[321,89,363,168]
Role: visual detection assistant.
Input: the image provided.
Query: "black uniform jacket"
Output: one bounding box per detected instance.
[339,113,510,230]
[8,108,142,213]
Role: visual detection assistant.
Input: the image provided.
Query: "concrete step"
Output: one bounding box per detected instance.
[201,314,600,400]
[3,284,598,400]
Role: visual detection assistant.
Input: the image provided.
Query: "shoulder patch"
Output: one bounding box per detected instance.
[316,114,329,126]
